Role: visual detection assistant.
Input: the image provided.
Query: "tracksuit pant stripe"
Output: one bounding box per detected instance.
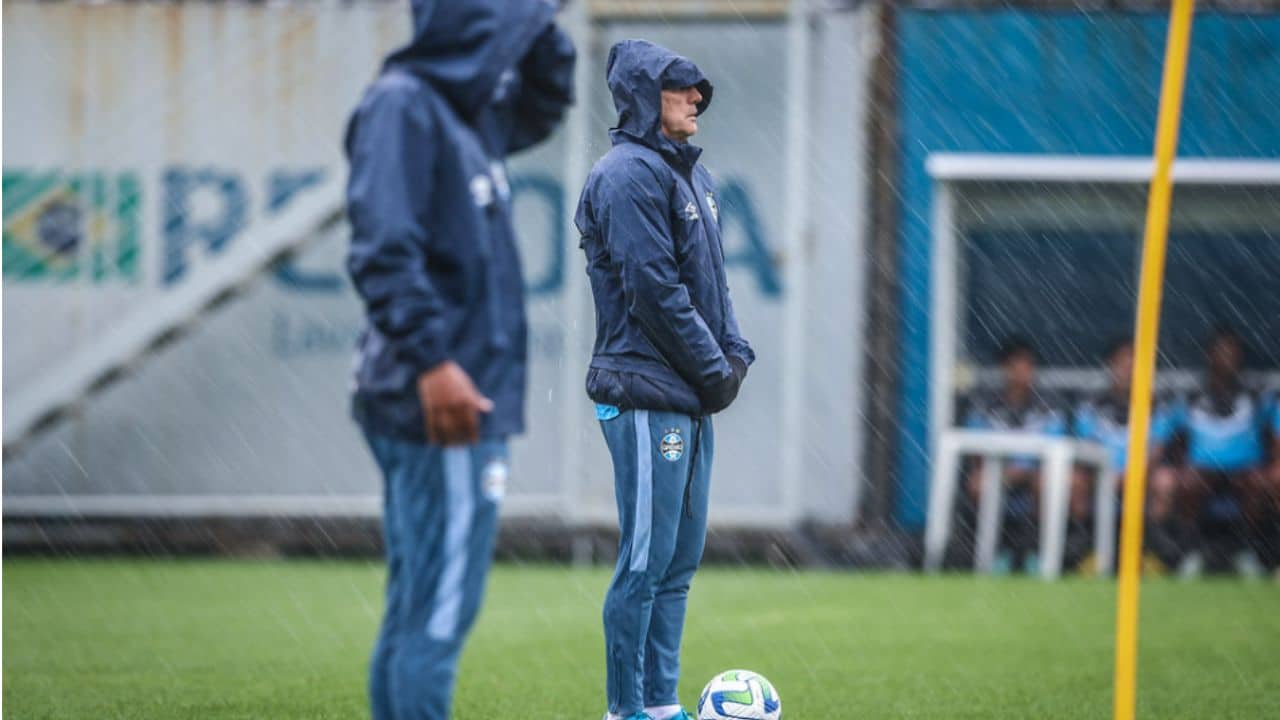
[632,410,653,574]
[428,447,474,641]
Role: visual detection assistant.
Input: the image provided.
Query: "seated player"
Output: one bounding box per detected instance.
[1265,388,1280,578]
[1170,328,1273,576]
[1072,339,1180,570]
[958,337,1068,572]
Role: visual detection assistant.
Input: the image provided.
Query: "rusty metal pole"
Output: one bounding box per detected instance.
[859,1,903,533]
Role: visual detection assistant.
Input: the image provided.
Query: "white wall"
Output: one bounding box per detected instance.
[3,2,872,527]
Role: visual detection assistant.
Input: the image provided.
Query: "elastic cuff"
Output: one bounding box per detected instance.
[405,347,451,379]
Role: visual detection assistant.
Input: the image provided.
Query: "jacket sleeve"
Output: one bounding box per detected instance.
[508,22,576,154]
[597,164,735,394]
[720,277,756,368]
[344,82,450,375]
[702,169,754,370]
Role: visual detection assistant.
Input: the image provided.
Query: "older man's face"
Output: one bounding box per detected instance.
[660,86,702,141]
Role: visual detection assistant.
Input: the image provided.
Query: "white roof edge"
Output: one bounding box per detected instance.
[927,153,1280,185]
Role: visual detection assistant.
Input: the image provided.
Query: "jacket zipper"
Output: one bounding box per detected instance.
[674,167,729,336]
[483,164,510,350]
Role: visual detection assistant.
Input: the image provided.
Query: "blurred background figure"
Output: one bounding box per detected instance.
[343,1,574,717]
[1072,339,1182,572]
[952,337,1070,573]
[1270,383,1280,580]
[1166,328,1277,578]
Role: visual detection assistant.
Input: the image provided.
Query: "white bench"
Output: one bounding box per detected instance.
[923,429,1116,580]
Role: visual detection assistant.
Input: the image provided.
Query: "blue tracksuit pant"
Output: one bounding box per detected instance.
[600,409,713,716]
[364,433,507,720]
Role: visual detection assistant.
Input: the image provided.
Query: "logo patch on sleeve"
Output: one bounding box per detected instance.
[660,430,685,462]
[469,174,494,207]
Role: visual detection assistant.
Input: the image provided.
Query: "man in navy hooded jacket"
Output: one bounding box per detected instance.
[344,2,573,718]
[575,40,755,720]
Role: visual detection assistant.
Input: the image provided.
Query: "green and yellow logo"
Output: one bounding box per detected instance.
[3,170,142,283]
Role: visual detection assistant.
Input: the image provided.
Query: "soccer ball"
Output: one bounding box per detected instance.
[696,669,781,720]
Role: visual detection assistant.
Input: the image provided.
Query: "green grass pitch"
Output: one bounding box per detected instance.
[4,559,1278,718]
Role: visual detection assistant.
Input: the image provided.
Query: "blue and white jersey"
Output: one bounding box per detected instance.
[1176,386,1269,472]
[961,390,1067,471]
[1073,391,1178,473]
[962,390,1067,435]
[1268,388,1280,436]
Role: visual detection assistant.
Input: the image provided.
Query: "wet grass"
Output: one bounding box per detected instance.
[4,559,1278,718]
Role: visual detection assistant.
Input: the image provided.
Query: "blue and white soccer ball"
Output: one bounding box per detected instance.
[696,669,781,720]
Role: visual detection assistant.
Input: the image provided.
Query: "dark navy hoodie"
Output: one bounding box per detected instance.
[345,0,574,443]
[575,40,755,417]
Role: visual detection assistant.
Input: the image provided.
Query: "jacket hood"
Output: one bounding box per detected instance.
[606,39,713,166]
[385,0,558,118]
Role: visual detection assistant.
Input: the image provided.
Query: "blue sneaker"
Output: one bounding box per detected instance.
[604,711,694,720]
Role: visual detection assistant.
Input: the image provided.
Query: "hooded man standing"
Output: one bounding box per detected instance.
[343,2,574,718]
[575,40,755,720]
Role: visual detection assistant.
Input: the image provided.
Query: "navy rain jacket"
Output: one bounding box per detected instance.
[345,0,575,443]
[575,40,755,417]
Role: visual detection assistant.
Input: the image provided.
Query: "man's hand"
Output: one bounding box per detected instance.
[417,362,494,446]
[699,356,748,414]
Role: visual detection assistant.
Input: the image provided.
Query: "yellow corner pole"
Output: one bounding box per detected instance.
[1113,1,1196,719]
